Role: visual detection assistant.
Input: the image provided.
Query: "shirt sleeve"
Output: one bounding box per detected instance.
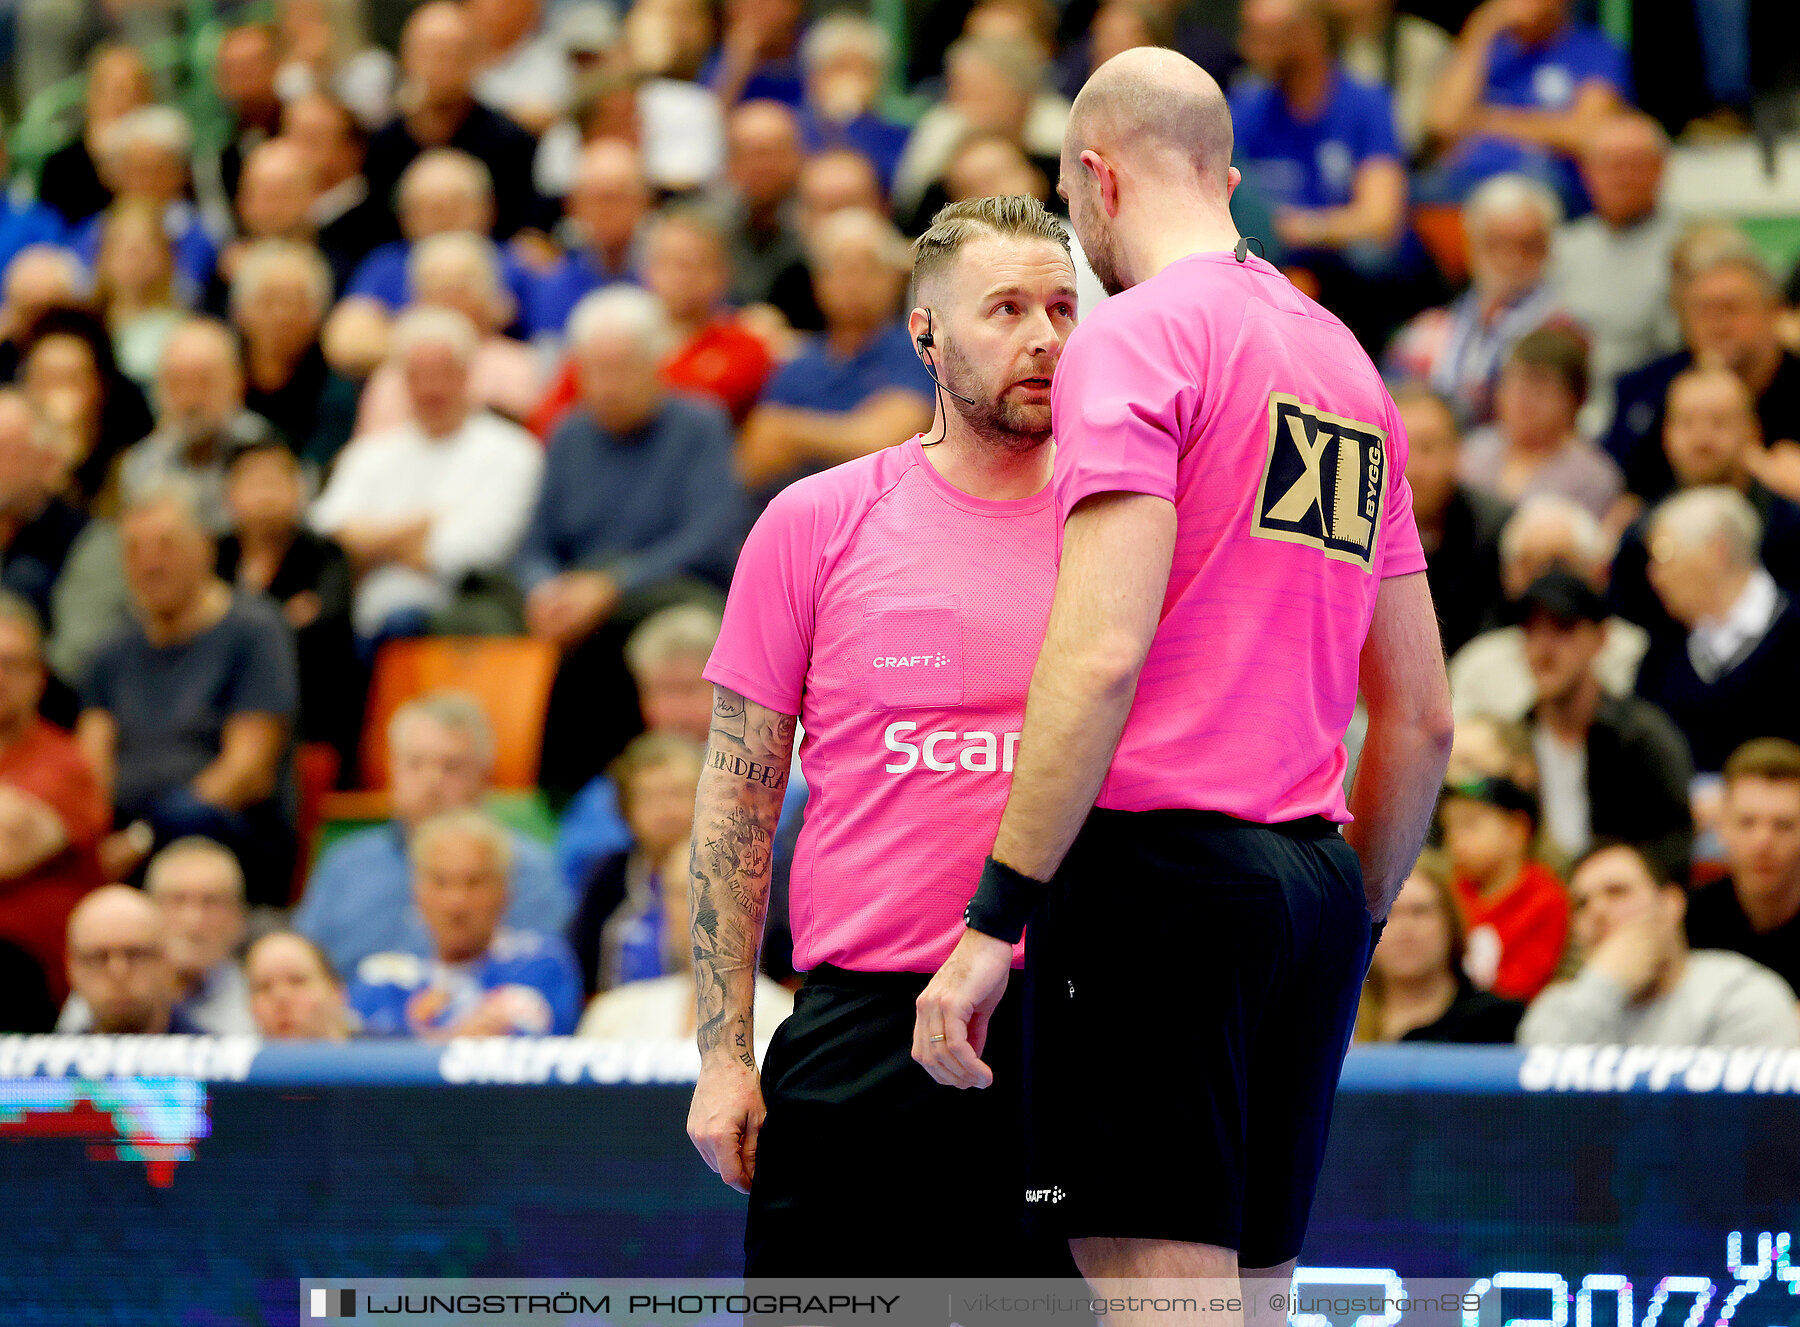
[0,730,110,849]
[506,840,576,935]
[1051,303,1198,516]
[758,352,814,409]
[307,439,378,535]
[423,426,545,580]
[344,249,401,306]
[703,482,826,717]
[1376,393,1429,579]
[78,638,119,713]
[603,403,746,594]
[1580,31,1630,96]
[290,843,348,950]
[1516,967,1631,1045]
[40,735,110,848]
[1711,964,1800,1047]
[1495,884,1571,1002]
[1359,84,1404,163]
[223,607,300,720]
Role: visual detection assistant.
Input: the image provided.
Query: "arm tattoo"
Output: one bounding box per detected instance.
[691,686,795,1067]
[713,691,747,740]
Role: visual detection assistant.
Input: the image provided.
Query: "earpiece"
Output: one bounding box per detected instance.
[916,309,976,445]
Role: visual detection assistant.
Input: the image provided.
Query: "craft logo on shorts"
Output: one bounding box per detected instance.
[1251,393,1387,572]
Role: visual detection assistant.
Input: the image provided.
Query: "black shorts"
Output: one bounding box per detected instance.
[746,964,1068,1277]
[1022,807,1373,1267]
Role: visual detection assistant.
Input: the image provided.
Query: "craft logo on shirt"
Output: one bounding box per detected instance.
[1251,393,1386,572]
[872,654,952,668]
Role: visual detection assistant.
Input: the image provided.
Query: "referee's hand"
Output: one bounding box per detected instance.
[688,1061,766,1193]
[913,929,1014,1090]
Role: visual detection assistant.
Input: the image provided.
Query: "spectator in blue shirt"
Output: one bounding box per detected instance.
[71,107,219,293]
[517,286,745,797]
[568,731,704,997]
[0,141,64,281]
[796,15,911,194]
[75,482,298,906]
[703,0,808,109]
[349,808,583,1037]
[1231,0,1414,347]
[525,140,650,340]
[1426,0,1628,210]
[293,691,572,976]
[323,150,534,379]
[737,207,933,502]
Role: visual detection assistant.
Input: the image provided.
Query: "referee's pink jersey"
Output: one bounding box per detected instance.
[705,436,1056,973]
[1052,250,1430,825]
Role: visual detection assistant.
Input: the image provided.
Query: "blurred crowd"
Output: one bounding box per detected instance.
[0,0,1798,1046]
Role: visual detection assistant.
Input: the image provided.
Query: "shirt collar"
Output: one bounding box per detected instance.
[1690,567,1781,682]
[310,174,370,227]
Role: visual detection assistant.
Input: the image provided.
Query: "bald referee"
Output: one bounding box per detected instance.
[915,48,1454,1309]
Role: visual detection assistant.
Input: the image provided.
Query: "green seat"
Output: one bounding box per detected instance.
[1738,215,1800,278]
[311,789,561,863]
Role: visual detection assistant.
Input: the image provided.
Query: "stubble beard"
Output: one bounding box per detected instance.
[942,340,1052,456]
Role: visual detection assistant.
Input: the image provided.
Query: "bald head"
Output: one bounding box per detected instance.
[1064,47,1234,192]
[1060,47,1238,294]
[67,885,179,1035]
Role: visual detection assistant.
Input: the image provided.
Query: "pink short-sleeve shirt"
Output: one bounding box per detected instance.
[1052,251,1428,824]
[706,437,1058,973]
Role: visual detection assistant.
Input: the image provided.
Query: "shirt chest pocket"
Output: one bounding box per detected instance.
[860,596,965,709]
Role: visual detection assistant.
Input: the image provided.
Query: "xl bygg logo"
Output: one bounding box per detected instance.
[1251,393,1387,572]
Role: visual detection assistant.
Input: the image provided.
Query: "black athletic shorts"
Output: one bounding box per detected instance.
[746,963,1068,1277]
[1022,806,1374,1267]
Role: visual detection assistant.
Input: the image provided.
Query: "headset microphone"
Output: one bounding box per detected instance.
[916,311,979,421]
[919,350,979,406]
[1233,235,1266,263]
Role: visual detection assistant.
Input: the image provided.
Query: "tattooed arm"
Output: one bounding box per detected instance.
[686,684,796,1193]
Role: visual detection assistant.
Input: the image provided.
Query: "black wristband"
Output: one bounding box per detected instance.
[963,856,1047,944]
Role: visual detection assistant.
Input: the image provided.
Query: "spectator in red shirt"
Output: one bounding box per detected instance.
[1441,774,1571,1000]
[530,208,776,434]
[0,590,109,1018]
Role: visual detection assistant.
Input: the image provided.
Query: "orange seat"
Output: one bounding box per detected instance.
[352,636,560,791]
[1412,202,1469,287]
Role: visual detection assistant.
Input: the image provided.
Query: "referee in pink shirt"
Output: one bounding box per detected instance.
[685,197,1080,1274]
[916,49,1455,1306]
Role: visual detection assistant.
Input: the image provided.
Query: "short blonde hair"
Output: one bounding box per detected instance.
[389,305,480,365]
[1651,485,1762,567]
[410,806,514,876]
[388,690,496,770]
[912,195,1070,300]
[624,603,722,678]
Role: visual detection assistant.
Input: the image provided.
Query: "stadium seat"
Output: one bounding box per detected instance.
[349,636,559,791]
[290,742,342,904]
[1411,203,1469,287]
